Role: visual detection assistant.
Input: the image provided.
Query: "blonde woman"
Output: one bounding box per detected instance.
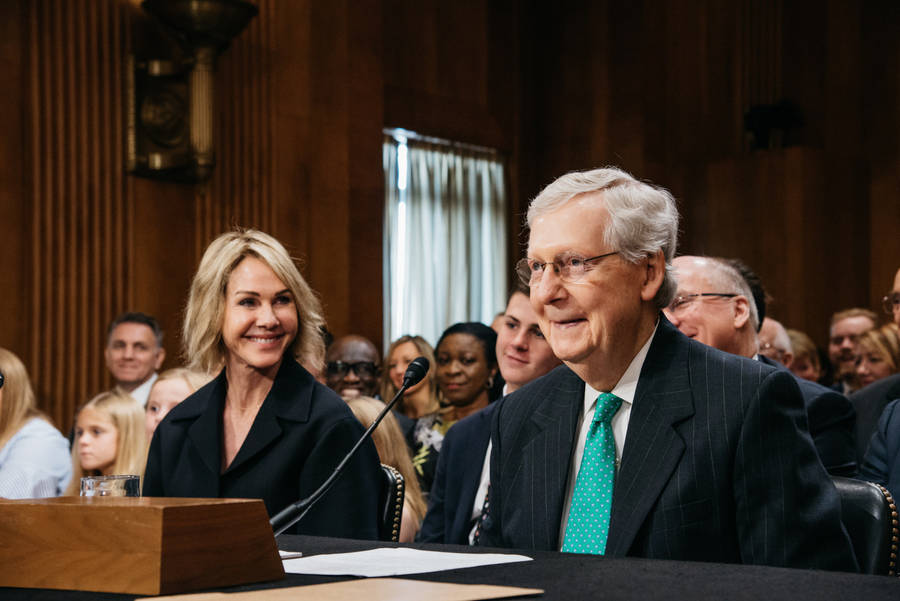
[347,396,427,542]
[0,348,71,498]
[65,389,146,495]
[379,335,440,419]
[856,323,900,389]
[143,229,381,538]
[145,368,212,439]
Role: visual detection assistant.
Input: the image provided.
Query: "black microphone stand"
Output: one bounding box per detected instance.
[269,358,429,536]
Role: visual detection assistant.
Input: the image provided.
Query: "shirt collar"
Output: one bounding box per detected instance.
[583,320,659,413]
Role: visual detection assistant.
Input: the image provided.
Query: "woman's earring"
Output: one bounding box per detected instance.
[485,375,494,390]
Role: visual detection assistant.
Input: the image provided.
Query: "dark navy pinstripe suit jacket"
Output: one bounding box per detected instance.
[478,317,858,572]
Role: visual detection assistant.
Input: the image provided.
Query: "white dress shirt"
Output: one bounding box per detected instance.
[123,372,158,407]
[557,322,658,548]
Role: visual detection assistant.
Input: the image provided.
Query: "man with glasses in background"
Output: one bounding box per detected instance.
[850,267,900,462]
[476,167,856,572]
[324,335,382,399]
[665,256,856,477]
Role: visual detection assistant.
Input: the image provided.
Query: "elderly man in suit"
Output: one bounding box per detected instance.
[477,167,857,572]
[665,257,857,477]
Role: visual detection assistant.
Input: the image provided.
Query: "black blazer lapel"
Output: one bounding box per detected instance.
[224,358,313,474]
[607,318,694,556]
[184,374,226,495]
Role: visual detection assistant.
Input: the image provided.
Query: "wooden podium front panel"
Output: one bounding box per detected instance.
[0,497,284,595]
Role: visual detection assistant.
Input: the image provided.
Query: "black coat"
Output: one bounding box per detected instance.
[143,358,381,539]
[478,317,857,572]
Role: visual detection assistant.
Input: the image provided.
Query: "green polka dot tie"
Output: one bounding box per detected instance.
[561,392,622,554]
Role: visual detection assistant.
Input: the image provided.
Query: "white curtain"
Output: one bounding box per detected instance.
[383,134,508,350]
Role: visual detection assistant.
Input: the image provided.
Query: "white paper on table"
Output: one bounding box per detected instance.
[282,547,532,577]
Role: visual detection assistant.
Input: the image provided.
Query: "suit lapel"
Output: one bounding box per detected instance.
[224,358,313,474]
[606,318,694,556]
[459,406,494,506]
[520,367,584,547]
[185,374,226,493]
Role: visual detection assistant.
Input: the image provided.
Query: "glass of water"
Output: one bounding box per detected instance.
[80,474,141,497]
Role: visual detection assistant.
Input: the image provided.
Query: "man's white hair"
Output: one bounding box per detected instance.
[527,167,680,310]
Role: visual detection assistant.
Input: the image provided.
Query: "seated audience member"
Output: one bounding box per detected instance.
[380,335,440,420]
[324,335,382,399]
[420,286,561,544]
[666,256,857,476]
[144,229,381,538]
[65,389,146,495]
[850,269,900,462]
[477,167,855,571]
[828,308,877,395]
[787,328,824,382]
[346,396,426,542]
[412,322,500,496]
[0,348,71,498]
[758,317,794,367]
[145,368,211,440]
[859,397,900,502]
[105,312,166,406]
[855,323,900,390]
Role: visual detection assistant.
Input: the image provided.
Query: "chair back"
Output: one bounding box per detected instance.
[831,476,898,576]
[378,464,405,542]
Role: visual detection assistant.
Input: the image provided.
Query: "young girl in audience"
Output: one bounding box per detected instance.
[347,396,427,542]
[0,347,71,498]
[145,368,211,440]
[64,389,146,495]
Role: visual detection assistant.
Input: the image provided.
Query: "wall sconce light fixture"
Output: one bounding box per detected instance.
[127,0,258,183]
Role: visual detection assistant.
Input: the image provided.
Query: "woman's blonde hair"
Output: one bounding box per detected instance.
[0,348,50,452]
[378,335,440,416]
[64,389,147,495]
[346,396,427,525]
[858,323,900,375]
[183,229,326,375]
[153,367,212,394]
[786,329,822,372]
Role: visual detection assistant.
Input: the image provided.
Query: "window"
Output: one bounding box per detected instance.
[383,129,508,349]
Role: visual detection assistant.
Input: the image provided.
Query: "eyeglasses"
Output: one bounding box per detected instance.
[883,292,900,315]
[325,361,379,379]
[516,251,619,287]
[667,293,737,315]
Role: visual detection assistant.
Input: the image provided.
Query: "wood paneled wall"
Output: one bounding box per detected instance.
[516,0,899,346]
[0,0,896,429]
[22,0,133,429]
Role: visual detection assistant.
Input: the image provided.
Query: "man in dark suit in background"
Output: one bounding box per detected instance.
[419,284,560,544]
[478,167,857,572]
[665,256,857,477]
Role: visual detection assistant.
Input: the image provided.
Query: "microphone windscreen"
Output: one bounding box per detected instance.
[402,356,430,388]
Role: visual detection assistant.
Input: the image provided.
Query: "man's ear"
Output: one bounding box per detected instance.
[640,251,666,302]
[732,296,751,329]
[154,348,166,370]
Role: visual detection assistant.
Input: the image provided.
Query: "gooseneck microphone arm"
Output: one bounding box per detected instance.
[269,356,430,536]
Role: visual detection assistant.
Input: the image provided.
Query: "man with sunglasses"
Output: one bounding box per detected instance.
[665,255,857,477]
[324,335,382,399]
[476,167,856,572]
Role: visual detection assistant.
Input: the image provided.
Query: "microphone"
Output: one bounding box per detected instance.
[269,356,430,536]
